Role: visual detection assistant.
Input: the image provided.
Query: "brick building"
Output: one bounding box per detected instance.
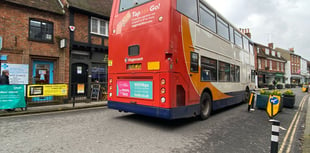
[65,0,113,98]
[254,43,286,88]
[289,48,302,84]
[0,0,69,85]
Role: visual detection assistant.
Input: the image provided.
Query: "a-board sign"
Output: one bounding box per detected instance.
[91,84,100,100]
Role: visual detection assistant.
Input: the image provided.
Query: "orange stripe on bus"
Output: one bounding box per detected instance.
[181,16,232,101]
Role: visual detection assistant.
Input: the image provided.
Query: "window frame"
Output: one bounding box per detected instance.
[29,18,54,43]
[234,32,243,48]
[216,17,229,40]
[235,65,240,82]
[91,17,109,36]
[199,3,216,33]
[190,52,199,73]
[219,61,230,82]
[201,56,217,82]
[229,26,234,43]
[119,0,153,12]
[177,0,198,22]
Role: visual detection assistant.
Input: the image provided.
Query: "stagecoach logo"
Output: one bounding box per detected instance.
[125,57,144,63]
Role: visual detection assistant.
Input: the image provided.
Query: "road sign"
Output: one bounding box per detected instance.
[266,95,281,118]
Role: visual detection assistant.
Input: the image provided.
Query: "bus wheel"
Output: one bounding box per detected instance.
[200,92,212,120]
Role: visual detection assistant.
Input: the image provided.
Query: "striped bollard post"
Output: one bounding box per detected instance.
[271,119,280,153]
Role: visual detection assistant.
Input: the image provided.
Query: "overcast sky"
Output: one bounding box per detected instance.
[206,0,310,61]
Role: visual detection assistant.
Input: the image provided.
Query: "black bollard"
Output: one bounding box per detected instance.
[271,119,280,153]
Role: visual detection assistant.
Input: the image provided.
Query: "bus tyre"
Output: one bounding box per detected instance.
[200,92,212,120]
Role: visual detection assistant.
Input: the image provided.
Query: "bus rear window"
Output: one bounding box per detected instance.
[119,0,153,12]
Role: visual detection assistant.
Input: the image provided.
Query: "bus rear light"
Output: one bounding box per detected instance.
[109,86,112,90]
[161,88,166,94]
[109,78,113,84]
[161,97,166,103]
[109,93,112,97]
[161,79,166,85]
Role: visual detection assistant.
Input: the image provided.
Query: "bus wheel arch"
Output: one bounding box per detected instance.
[199,88,213,120]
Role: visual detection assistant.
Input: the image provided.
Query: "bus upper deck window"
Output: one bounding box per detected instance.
[119,0,153,12]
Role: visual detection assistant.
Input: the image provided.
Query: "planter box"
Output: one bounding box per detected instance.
[283,95,295,108]
[256,94,269,109]
[256,94,284,111]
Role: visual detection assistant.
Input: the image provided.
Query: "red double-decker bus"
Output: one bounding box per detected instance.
[108,0,255,120]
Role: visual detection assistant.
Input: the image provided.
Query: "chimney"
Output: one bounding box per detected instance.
[239,28,251,39]
[289,48,294,52]
[268,43,274,49]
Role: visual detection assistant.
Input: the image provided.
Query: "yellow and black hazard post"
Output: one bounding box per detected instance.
[266,95,281,119]
[248,91,256,112]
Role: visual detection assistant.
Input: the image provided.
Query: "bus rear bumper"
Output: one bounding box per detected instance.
[108,101,199,120]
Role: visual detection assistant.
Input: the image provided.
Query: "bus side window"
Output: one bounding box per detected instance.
[201,56,217,81]
[177,0,198,22]
[190,52,199,72]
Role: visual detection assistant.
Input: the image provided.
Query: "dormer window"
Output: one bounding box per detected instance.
[277,52,281,58]
[271,51,275,56]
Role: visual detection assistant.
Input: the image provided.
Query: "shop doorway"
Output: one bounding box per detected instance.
[71,63,88,97]
[32,61,54,101]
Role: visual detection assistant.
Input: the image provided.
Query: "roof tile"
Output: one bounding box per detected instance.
[5,0,64,15]
[67,0,113,17]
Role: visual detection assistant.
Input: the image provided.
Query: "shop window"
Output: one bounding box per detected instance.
[91,64,107,84]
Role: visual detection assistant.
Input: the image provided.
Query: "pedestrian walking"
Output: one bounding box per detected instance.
[0,70,15,112]
[0,70,9,85]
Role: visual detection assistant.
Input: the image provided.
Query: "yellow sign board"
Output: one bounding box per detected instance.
[147,61,160,70]
[266,95,281,118]
[27,84,68,97]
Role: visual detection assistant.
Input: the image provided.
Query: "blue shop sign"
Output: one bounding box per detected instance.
[0,36,2,50]
[0,55,7,60]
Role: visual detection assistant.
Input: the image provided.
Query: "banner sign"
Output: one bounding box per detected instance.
[266,95,281,118]
[117,80,153,99]
[0,85,26,109]
[27,84,68,97]
[1,63,29,84]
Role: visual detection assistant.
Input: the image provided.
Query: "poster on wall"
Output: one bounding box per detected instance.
[1,63,29,84]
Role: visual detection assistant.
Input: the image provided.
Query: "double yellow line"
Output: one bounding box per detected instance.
[279,94,309,153]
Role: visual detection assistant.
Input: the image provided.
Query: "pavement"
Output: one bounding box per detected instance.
[0,101,107,117]
[303,95,310,153]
